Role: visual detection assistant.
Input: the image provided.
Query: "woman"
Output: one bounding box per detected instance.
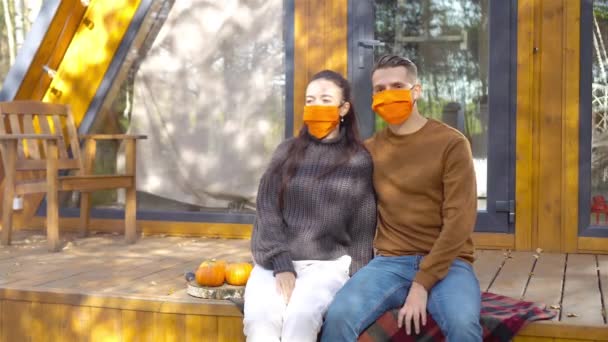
[243,70,377,342]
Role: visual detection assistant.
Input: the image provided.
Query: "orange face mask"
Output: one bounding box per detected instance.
[303,105,341,139]
[371,89,415,125]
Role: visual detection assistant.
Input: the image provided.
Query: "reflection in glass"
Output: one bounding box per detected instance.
[63,0,285,213]
[591,1,608,225]
[374,0,489,209]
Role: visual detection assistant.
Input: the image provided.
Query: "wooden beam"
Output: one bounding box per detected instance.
[472,233,514,249]
[578,237,608,254]
[536,0,565,252]
[58,175,133,192]
[515,0,536,251]
[562,0,581,253]
[22,217,253,239]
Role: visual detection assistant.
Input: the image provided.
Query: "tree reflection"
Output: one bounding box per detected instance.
[374,0,488,201]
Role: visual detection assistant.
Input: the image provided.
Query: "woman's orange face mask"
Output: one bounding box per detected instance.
[303,105,341,139]
[303,78,347,139]
[372,88,415,125]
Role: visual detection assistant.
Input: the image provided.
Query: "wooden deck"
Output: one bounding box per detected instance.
[0,231,606,341]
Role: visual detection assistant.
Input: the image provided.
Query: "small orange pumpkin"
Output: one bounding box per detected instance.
[225,262,253,286]
[195,259,226,287]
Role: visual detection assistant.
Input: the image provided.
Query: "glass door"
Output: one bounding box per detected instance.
[349,0,516,233]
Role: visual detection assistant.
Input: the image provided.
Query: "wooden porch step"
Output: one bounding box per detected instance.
[0,231,606,341]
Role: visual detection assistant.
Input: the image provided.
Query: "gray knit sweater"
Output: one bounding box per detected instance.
[251,132,376,276]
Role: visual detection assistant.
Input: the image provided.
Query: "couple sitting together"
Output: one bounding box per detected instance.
[243,54,481,342]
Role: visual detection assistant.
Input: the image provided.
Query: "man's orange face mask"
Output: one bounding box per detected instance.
[303,105,341,139]
[371,88,415,125]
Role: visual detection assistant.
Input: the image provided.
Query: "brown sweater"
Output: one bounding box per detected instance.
[365,119,476,291]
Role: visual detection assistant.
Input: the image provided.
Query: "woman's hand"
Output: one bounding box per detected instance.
[275,272,296,303]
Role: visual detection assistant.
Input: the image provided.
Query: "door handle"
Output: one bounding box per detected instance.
[358,40,385,68]
[359,39,385,47]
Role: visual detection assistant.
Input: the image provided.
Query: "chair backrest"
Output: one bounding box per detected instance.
[592,195,607,206]
[0,100,84,173]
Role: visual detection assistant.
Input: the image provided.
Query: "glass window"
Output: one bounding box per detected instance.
[591,0,608,225]
[62,0,285,214]
[373,0,489,209]
[0,0,43,88]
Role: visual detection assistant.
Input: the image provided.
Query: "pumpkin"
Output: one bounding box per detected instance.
[225,262,253,286]
[195,259,226,287]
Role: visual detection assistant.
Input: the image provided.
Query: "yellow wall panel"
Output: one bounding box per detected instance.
[0,300,31,341]
[218,316,245,342]
[122,310,156,342]
[516,0,535,251]
[156,312,186,342]
[293,0,348,135]
[536,0,564,251]
[14,0,87,101]
[90,307,122,342]
[185,315,219,342]
[563,0,581,253]
[41,0,142,126]
[516,0,598,252]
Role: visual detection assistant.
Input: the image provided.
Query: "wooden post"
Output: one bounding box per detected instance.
[124,139,137,244]
[1,140,17,245]
[46,140,60,252]
[79,138,96,237]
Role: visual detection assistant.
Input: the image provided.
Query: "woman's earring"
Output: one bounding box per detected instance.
[340,116,345,123]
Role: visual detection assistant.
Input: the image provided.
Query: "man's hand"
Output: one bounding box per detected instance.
[397,282,428,335]
[275,272,296,303]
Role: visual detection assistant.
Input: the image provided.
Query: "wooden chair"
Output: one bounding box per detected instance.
[591,195,608,225]
[0,100,146,251]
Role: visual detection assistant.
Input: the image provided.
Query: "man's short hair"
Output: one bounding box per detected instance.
[372,55,418,83]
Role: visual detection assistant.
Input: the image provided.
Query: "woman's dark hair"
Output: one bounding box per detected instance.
[271,69,365,209]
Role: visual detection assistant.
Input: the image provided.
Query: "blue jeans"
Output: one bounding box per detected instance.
[320,255,482,342]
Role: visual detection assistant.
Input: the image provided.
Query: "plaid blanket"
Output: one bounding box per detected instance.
[358,292,557,342]
[229,292,556,342]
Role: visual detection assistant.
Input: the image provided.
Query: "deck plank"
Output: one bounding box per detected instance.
[119,259,201,297]
[85,257,196,292]
[8,256,147,289]
[34,248,171,290]
[487,252,536,299]
[101,257,200,294]
[1,255,104,287]
[523,252,565,318]
[473,250,507,291]
[561,254,604,325]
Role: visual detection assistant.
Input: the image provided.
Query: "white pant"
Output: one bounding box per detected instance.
[243,255,351,342]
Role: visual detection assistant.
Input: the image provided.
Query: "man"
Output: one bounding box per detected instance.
[321,55,482,341]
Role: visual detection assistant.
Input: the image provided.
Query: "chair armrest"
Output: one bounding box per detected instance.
[0,134,61,140]
[80,134,147,140]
